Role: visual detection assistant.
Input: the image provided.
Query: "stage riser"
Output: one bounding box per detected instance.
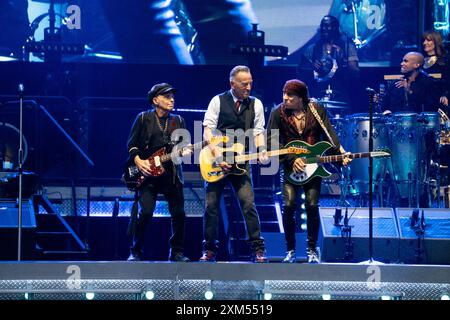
[0,200,36,260]
[319,207,450,264]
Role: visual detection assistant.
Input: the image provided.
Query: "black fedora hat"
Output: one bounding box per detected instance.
[147,83,177,103]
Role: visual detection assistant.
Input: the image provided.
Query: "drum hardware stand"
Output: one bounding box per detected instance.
[340,207,354,261]
[407,172,414,208]
[411,209,425,263]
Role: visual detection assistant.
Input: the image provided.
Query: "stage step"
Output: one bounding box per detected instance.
[40,250,88,260]
[32,195,88,260]
[223,187,281,260]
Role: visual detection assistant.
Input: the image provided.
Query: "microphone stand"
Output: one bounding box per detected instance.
[17,84,25,261]
[360,88,382,265]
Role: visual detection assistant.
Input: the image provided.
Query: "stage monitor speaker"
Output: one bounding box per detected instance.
[0,200,36,260]
[319,207,399,263]
[396,208,450,265]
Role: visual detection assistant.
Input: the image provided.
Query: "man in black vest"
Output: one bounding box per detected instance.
[200,65,268,263]
[126,83,190,262]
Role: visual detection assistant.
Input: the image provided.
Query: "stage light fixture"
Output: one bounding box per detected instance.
[301,223,307,231]
[144,291,155,300]
[301,203,306,210]
[321,294,331,300]
[300,213,307,220]
[264,293,272,300]
[381,295,391,300]
[440,294,450,300]
[301,193,306,200]
[204,290,214,300]
[85,292,95,300]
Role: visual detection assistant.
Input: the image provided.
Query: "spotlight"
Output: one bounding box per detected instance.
[301,203,306,210]
[24,293,29,300]
[321,294,331,300]
[85,292,95,300]
[204,290,214,300]
[264,293,272,300]
[144,291,155,300]
[300,223,307,231]
[301,193,306,200]
[300,213,307,220]
[441,294,450,300]
[381,295,391,300]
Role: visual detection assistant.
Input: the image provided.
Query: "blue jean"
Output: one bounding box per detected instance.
[203,173,264,253]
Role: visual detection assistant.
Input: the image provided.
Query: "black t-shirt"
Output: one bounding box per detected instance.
[383,70,440,113]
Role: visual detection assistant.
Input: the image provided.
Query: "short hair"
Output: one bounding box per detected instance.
[406,52,425,68]
[422,30,446,57]
[229,65,251,81]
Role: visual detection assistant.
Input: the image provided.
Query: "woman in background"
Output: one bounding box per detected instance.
[422,30,449,108]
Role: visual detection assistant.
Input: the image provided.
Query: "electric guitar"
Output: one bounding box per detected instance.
[284,140,391,185]
[199,143,305,183]
[122,136,228,191]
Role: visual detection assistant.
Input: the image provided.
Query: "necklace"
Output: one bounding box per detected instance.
[424,56,437,69]
[293,111,305,120]
[292,111,305,134]
[155,113,169,132]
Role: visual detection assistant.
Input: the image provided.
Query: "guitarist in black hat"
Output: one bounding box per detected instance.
[267,79,351,263]
[126,83,191,262]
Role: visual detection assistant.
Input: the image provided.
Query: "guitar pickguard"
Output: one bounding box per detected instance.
[288,163,319,184]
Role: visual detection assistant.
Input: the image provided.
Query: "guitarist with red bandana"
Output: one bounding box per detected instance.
[267,79,351,264]
[125,83,191,263]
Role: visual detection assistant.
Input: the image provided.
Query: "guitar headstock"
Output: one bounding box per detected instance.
[287,146,308,155]
[372,148,391,158]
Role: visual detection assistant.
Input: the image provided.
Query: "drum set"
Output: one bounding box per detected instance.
[332,111,450,208]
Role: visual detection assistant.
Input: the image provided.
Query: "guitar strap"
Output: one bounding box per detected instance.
[308,101,337,148]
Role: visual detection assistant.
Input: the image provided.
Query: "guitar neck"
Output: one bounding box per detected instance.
[160,141,209,163]
[236,149,291,162]
[306,152,372,164]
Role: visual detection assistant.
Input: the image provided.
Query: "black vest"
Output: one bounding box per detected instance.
[217,91,256,134]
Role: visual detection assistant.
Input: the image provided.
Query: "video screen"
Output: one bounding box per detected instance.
[0,0,421,65]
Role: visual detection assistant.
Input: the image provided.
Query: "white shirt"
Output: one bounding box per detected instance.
[202,90,265,137]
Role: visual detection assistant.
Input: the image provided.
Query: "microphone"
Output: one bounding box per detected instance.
[333,207,342,226]
[18,83,24,96]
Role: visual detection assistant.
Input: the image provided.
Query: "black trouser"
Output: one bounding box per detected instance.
[131,180,186,256]
[282,176,322,251]
[203,174,264,253]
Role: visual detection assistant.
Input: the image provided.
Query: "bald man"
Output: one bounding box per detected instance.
[382,52,440,208]
[383,52,439,113]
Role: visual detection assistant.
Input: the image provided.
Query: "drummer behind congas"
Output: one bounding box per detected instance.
[381,52,440,114]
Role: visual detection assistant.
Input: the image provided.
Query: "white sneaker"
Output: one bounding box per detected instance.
[282,250,296,263]
[307,247,321,264]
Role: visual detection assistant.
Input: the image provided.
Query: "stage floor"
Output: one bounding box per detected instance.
[1,261,449,300]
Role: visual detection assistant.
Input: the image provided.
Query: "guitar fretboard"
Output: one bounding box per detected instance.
[305,152,379,164]
[160,141,209,163]
[235,148,293,163]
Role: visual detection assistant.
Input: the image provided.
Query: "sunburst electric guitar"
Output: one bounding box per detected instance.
[199,143,305,183]
[284,140,391,185]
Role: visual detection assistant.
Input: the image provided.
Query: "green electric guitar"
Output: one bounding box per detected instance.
[284,140,391,185]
